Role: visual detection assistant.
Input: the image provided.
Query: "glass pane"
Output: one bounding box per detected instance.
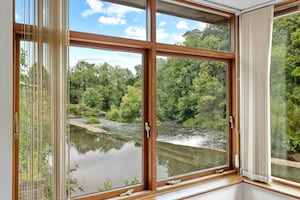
[156,56,228,180]
[156,0,231,52]
[69,47,143,197]
[69,0,147,40]
[15,0,35,24]
[18,41,54,199]
[271,12,300,183]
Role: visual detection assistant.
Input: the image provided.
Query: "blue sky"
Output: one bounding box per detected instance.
[15,0,208,71]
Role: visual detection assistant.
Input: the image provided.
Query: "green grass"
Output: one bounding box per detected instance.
[85,117,100,124]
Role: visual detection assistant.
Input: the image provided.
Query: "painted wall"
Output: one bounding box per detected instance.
[186,183,297,200]
[0,0,13,199]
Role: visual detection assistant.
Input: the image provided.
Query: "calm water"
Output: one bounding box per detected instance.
[70,118,227,197]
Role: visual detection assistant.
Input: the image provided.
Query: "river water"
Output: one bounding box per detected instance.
[70,118,227,197]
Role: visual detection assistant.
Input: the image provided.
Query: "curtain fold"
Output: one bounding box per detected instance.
[239,6,274,183]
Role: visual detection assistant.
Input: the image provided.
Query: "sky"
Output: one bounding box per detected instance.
[15,0,208,72]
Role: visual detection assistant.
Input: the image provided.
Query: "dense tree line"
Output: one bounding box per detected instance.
[69,24,229,130]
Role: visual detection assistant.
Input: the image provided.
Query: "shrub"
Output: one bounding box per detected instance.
[85,117,100,124]
[105,107,120,121]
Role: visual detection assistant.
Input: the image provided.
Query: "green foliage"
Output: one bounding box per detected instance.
[82,87,102,109]
[97,177,113,192]
[105,106,121,121]
[119,82,142,122]
[66,163,84,197]
[271,12,300,156]
[124,176,140,186]
[85,117,100,124]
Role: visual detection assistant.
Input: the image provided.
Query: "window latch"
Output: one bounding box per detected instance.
[120,189,134,196]
[145,122,151,138]
[229,115,234,129]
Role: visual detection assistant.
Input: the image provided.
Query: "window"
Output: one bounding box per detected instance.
[156,56,228,181]
[270,11,300,183]
[14,0,236,199]
[156,0,231,52]
[69,47,143,197]
[69,0,147,41]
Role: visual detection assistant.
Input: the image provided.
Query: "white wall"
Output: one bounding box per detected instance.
[0,0,13,199]
[186,183,298,200]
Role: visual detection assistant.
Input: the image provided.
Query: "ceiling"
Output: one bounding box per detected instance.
[190,0,287,14]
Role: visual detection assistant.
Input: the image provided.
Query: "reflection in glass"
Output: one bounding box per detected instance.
[69,47,143,197]
[156,55,228,180]
[270,12,300,183]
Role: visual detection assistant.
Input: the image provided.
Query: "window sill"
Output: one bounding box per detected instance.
[243,177,300,199]
[108,171,242,200]
[107,172,300,200]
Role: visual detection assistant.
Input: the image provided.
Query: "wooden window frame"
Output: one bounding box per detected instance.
[13,0,238,199]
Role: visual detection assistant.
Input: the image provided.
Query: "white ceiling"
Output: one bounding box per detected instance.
[190,0,287,14]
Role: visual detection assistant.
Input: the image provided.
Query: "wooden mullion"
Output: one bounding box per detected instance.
[70,31,152,50]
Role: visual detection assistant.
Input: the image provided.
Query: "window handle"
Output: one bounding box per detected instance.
[229,115,234,129]
[145,122,151,138]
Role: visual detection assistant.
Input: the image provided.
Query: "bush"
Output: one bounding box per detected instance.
[79,104,99,117]
[85,117,100,124]
[69,104,80,116]
[105,107,120,121]
[183,118,197,127]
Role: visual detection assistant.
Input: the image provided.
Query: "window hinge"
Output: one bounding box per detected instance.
[229,115,234,129]
[145,121,151,138]
[14,112,19,139]
[120,189,134,196]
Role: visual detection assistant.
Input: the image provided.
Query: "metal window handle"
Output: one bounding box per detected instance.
[145,122,151,138]
[229,116,234,129]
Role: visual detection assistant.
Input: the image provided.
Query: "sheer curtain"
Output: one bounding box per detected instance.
[18,0,68,199]
[239,6,273,183]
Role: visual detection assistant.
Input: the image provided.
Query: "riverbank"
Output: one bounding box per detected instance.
[69,118,107,133]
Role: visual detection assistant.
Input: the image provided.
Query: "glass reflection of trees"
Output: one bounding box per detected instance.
[70,125,140,154]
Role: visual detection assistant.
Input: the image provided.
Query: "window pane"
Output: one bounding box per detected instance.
[271,12,300,183]
[156,0,231,52]
[69,0,147,41]
[156,56,228,180]
[69,47,143,197]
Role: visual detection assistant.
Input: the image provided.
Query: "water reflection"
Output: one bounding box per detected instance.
[70,125,140,154]
[70,119,227,197]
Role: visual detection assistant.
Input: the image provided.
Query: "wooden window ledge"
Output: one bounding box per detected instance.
[107,171,300,200]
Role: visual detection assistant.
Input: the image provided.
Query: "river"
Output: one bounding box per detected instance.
[69,118,227,197]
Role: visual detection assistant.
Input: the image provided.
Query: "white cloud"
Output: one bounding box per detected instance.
[159,21,167,27]
[69,47,141,74]
[82,0,104,17]
[15,13,19,20]
[82,0,142,26]
[169,33,185,44]
[176,20,188,29]
[125,26,146,40]
[99,16,125,25]
[157,29,169,42]
[197,22,207,31]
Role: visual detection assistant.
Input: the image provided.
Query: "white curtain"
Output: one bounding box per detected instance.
[240,6,274,183]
